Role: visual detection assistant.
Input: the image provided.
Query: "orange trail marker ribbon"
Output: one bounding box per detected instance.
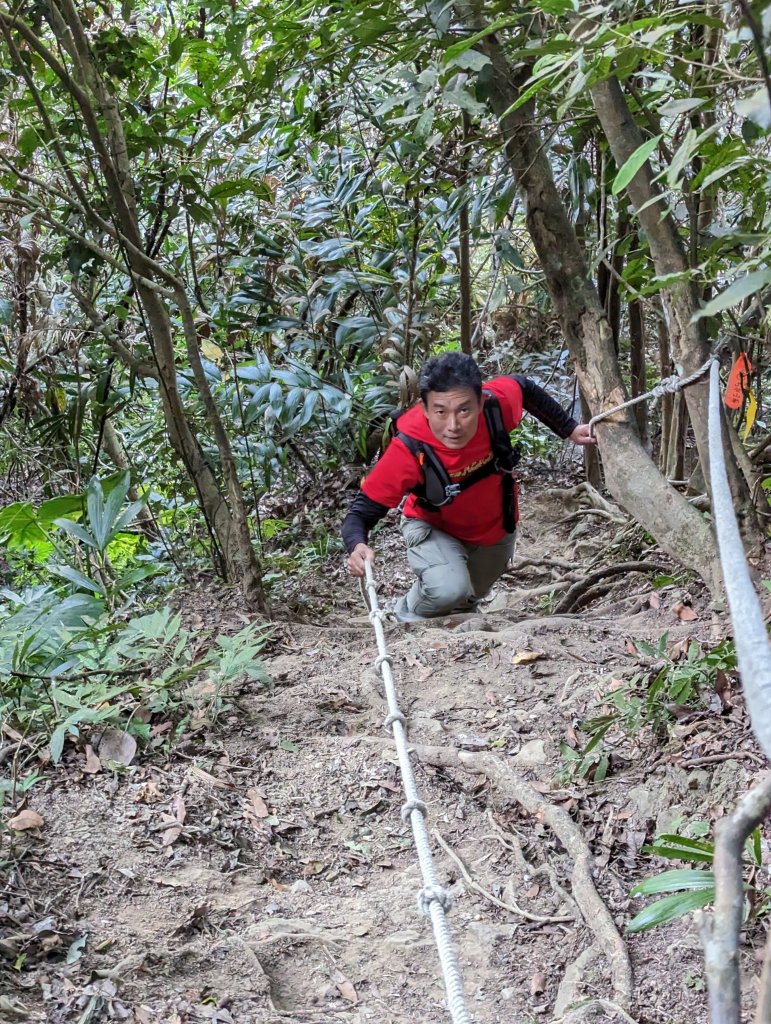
[725,353,752,410]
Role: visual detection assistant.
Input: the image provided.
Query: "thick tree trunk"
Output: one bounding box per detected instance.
[471,24,718,583]
[590,75,763,554]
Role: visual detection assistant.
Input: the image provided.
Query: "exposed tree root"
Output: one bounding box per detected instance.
[502,579,573,600]
[433,828,574,924]
[406,743,634,1011]
[554,945,599,1017]
[510,555,580,572]
[544,482,628,522]
[553,997,640,1024]
[554,562,669,614]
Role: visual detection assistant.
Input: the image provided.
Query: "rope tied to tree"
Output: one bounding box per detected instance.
[588,356,716,436]
[363,561,474,1024]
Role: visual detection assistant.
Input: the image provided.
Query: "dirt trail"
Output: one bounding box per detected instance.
[2,485,764,1024]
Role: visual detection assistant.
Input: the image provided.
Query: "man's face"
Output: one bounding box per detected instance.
[422,388,482,449]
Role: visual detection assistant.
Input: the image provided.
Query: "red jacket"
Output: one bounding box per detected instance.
[362,377,523,545]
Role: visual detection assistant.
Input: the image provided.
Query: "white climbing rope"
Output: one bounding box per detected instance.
[363,561,473,1024]
[588,356,714,435]
[707,358,771,762]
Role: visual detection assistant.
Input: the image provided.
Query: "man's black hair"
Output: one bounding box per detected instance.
[418,352,483,403]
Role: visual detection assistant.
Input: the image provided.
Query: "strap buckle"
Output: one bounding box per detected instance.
[444,483,462,500]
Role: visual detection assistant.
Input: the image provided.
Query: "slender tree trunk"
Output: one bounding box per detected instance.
[590,75,763,554]
[468,19,718,583]
[459,200,472,354]
[657,308,674,471]
[666,394,688,481]
[629,295,648,448]
[580,390,603,487]
[14,0,266,608]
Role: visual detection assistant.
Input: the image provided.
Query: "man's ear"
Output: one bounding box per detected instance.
[421,398,430,421]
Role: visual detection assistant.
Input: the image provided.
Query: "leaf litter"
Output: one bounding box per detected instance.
[1,485,768,1023]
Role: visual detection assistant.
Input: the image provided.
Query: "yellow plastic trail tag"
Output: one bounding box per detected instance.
[743,389,757,440]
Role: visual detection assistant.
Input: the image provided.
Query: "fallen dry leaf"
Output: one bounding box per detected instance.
[8,809,44,831]
[148,876,186,888]
[83,745,101,774]
[189,765,234,789]
[649,592,661,609]
[134,781,164,804]
[170,794,186,823]
[247,789,270,818]
[96,728,137,766]
[511,650,545,665]
[673,601,698,621]
[530,972,546,996]
[333,972,359,1004]
[160,795,187,847]
[715,670,734,711]
[525,883,540,899]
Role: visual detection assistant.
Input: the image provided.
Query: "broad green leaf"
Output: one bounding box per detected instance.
[99,472,132,548]
[649,834,714,852]
[54,518,98,549]
[49,564,105,596]
[447,50,491,72]
[626,887,714,933]
[18,126,40,158]
[210,179,273,202]
[169,32,184,63]
[611,136,662,195]
[0,502,49,553]
[442,17,525,63]
[50,725,66,765]
[631,869,714,896]
[38,495,84,525]
[110,501,146,539]
[692,269,771,321]
[658,97,708,116]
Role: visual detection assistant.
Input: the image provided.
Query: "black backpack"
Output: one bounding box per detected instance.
[389,390,521,533]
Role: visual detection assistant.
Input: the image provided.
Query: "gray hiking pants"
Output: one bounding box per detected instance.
[398,515,516,619]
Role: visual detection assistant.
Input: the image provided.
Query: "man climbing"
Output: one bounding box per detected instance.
[342,352,596,621]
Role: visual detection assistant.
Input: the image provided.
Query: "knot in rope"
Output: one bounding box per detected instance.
[418,884,454,916]
[650,375,681,401]
[589,356,716,435]
[368,607,387,624]
[401,798,428,822]
[384,711,407,729]
[375,653,393,670]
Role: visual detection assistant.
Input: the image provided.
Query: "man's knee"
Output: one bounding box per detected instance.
[414,570,473,616]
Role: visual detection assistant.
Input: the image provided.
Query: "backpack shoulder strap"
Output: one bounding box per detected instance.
[393,430,459,508]
[393,429,421,457]
[482,390,518,471]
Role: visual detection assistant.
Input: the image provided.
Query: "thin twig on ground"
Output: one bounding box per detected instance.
[433,828,574,924]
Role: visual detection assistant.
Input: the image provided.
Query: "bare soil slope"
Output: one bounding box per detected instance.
[2,483,766,1024]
